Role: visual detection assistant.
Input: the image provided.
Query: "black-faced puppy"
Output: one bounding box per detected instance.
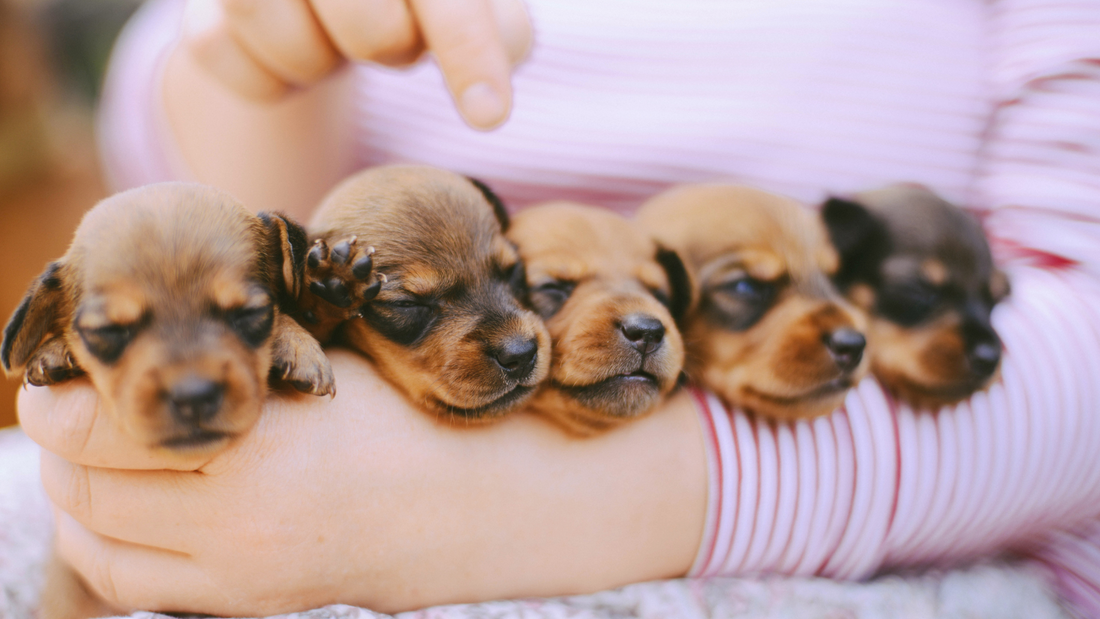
[821,184,1009,409]
[506,202,689,434]
[1,182,333,451]
[638,184,868,420]
[297,165,551,421]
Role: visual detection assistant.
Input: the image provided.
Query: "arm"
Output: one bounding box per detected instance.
[19,349,707,616]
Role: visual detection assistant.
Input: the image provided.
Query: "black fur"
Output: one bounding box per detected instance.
[656,246,692,323]
[821,197,891,289]
[258,211,310,310]
[467,177,510,232]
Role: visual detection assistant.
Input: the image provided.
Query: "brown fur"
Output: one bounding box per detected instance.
[1,182,334,618]
[507,202,688,434]
[297,165,551,420]
[638,184,868,420]
[822,184,1008,409]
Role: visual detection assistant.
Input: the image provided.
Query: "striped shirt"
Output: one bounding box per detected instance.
[99,0,1100,615]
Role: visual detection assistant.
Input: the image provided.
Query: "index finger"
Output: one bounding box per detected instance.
[410,0,514,129]
[17,382,209,471]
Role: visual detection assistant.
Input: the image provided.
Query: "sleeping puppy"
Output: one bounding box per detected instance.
[296,165,551,421]
[638,184,868,420]
[0,182,334,619]
[506,202,689,434]
[821,184,1009,409]
[2,182,333,450]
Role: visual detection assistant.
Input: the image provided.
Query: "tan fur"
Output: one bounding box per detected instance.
[300,166,551,420]
[639,184,868,420]
[507,203,686,434]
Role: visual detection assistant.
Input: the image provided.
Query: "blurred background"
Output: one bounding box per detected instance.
[0,0,143,428]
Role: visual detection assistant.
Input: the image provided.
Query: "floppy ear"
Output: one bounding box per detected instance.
[820,197,889,288]
[656,246,693,323]
[467,177,509,232]
[2,261,66,375]
[257,212,310,302]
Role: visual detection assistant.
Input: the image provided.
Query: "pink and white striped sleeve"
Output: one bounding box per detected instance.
[688,3,1100,616]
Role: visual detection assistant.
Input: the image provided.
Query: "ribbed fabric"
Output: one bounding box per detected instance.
[98,0,1100,614]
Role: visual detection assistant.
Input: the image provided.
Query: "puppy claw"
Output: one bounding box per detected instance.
[308,239,328,269]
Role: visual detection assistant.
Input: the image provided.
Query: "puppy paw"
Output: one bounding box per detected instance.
[305,236,384,313]
[270,314,336,396]
[24,337,84,386]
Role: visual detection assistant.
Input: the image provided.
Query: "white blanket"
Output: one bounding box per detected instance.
[0,427,1069,619]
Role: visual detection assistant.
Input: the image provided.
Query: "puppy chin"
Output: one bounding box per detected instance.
[555,371,665,420]
[736,382,851,420]
[875,366,997,410]
[425,384,538,421]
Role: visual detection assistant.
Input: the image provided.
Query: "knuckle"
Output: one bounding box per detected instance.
[326,12,419,63]
[220,0,262,19]
[85,549,122,607]
[58,464,95,522]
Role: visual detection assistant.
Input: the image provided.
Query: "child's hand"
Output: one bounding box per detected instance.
[180,0,532,129]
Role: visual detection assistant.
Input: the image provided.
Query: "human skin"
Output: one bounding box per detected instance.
[19,349,708,616]
[161,0,532,220]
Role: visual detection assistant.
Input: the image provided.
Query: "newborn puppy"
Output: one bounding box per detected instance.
[638,184,868,420]
[506,202,689,434]
[821,184,1009,408]
[2,182,333,450]
[1,182,334,619]
[297,165,551,420]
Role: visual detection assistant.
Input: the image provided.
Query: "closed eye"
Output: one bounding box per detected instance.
[363,297,437,346]
[529,280,576,319]
[877,282,941,326]
[76,321,143,364]
[225,303,274,347]
[705,275,778,331]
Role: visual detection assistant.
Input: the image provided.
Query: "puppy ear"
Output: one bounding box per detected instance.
[656,246,693,323]
[257,212,309,301]
[2,261,65,375]
[821,197,889,287]
[467,177,509,232]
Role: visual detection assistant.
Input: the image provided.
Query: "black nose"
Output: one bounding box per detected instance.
[968,340,1001,377]
[621,314,666,355]
[494,337,539,379]
[167,377,224,426]
[825,328,866,373]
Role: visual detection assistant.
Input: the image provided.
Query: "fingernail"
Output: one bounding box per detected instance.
[459,82,508,129]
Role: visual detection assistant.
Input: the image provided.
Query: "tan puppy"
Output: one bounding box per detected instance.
[822,184,1009,408]
[638,184,868,420]
[296,165,551,421]
[1,182,334,619]
[507,202,689,434]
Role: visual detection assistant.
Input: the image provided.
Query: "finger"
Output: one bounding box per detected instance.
[411,0,514,129]
[219,0,342,86]
[488,0,533,67]
[54,510,219,614]
[18,383,209,470]
[311,0,424,67]
[41,451,208,552]
[180,0,290,100]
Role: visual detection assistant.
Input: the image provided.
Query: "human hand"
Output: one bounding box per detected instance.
[19,349,706,616]
[178,0,532,129]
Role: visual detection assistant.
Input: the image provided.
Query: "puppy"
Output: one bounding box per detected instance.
[638,184,868,420]
[506,202,690,434]
[821,184,1008,409]
[1,182,334,619]
[295,165,551,421]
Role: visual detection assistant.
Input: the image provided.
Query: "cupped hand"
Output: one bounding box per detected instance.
[19,349,706,616]
[178,0,532,129]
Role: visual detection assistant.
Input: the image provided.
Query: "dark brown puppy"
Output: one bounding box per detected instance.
[638,184,868,420]
[506,202,689,434]
[297,165,551,421]
[1,182,334,619]
[821,184,1009,409]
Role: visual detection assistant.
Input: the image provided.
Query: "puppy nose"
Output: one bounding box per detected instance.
[494,337,539,378]
[968,340,1001,377]
[825,328,866,373]
[167,377,224,425]
[621,314,665,355]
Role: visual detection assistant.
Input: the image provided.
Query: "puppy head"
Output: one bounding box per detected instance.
[507,202,688,432]
[2,183,306,452]
[639,184,868,420]
[310,165,551,420]
[822,184,1008,408]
